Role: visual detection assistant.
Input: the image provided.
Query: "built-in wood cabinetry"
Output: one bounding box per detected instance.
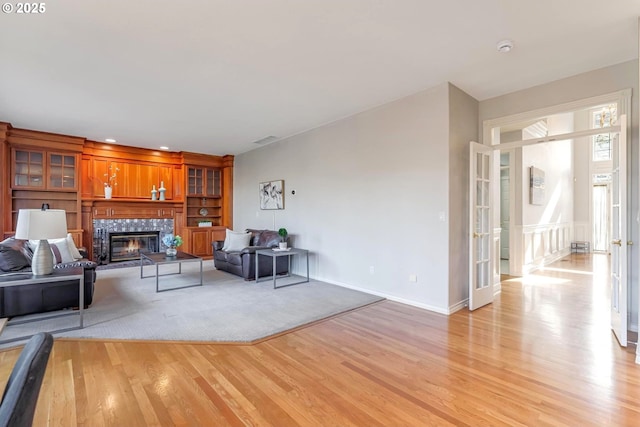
[2,127,84,238]
[1,122,233,259]
[183,226,227,258]
[181,153,233,256]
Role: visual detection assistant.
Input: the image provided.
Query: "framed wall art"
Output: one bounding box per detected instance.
[259,180,284,210]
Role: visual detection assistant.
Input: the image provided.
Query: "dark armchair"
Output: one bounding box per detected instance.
[0,332,53,427]
[213,229,289,280]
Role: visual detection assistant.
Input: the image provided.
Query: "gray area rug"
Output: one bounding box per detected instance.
[0,264,383,347]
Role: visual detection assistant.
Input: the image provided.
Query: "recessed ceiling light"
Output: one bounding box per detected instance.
[497,39,514,53]
[159,146,169,150]
[105,138,116,143]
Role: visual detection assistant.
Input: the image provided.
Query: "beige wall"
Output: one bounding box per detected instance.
[448,84,479,307]
[235,82,460,312]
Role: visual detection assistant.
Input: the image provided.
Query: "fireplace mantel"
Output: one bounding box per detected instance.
[82,199,183,219]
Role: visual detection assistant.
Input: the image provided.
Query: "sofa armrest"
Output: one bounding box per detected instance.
[213,241,224,251]
[78,247,89,259]
[241,245,271,255]
[55,259,97,270]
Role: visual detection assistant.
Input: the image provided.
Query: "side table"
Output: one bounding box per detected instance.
[0,267,85,344]
[255,248,309,289]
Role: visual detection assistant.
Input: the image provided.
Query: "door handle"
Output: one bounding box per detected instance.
[628,241,634,246]
[612,239,622,246]
[473,232,480,238]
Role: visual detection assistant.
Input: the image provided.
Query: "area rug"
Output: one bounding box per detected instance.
[0,263,383,347]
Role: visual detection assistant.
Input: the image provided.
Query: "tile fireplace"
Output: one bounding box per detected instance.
[93,218,174,264]
[109,231,160,262]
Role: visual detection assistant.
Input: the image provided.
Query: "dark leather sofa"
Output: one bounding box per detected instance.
[0,237,97,318]
[212,229,288,280]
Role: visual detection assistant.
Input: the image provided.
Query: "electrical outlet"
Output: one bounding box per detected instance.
[369,266,375,274]
[409,274,417,282]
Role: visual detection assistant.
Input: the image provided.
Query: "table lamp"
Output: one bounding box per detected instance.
[14,208,68,275]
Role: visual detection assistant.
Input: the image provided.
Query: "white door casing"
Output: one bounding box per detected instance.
[611,114,627,347]
[469,141,494,310]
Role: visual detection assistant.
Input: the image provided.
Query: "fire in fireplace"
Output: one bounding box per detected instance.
[109,231,160,262]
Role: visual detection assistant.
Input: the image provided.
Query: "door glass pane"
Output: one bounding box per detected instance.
[482,208,489,232]
[482,181,490,206]
[476,154,482,179]
[476,262,484,289]
[483,154,489,179]
[475,208,483,232]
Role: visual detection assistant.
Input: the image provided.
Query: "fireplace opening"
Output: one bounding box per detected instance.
[109,231,160,262]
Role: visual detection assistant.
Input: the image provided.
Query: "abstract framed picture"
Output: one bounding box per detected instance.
[259,180,284,210]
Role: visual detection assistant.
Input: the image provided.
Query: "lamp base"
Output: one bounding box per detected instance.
[32,239,54,275]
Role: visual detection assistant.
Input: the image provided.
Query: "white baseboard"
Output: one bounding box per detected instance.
[314,276,452,315]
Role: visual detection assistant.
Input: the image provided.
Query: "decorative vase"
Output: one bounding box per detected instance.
[151,185,157,200]
[166,247,178,257]
[279,242,287,250]
[104,186,113,199]
[159,181,166,201]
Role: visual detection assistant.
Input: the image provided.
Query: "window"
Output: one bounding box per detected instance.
[592,104,617,161]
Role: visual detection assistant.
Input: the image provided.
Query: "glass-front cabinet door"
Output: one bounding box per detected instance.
[205,169,221,196]
[13,149,44,188]
[188,167,204,195]
[48,153,77,189]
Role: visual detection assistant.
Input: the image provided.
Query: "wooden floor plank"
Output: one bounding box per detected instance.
[0,253,639,426]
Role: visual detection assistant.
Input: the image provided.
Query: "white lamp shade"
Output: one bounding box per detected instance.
[15,209,68,240]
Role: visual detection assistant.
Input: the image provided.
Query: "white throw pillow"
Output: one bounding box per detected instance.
[224,231,252,252]
[66,233,83,260]
[28,238,75,264]
[222,229,252,251]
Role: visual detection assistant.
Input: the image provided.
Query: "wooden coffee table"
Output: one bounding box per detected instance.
[140,251,203,292]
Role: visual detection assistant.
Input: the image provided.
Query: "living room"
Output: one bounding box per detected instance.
[2,2,640,425]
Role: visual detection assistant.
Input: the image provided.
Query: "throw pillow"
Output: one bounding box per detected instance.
[28,239,75,264]
[224,231,252,252]
[0,244,31,272]
[222,229,252,251]
[66,233,83,260]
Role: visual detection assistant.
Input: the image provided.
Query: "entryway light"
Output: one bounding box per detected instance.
[105,138,117,143]
[160,146,169,150]
[497,39,514,53]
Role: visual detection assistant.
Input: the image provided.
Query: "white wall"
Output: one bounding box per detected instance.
[235,83,460,313]
[480,59,639,329]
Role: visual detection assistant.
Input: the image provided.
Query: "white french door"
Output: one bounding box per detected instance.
[610,114,628,347]
[469,142,494,310]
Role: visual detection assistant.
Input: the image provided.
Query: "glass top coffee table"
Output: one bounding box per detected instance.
[140,251,203,292]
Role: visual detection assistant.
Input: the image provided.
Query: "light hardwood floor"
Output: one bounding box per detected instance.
[1,253,639,426]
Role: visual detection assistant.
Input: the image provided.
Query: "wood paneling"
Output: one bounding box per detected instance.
[1,122,233,255]
[1,254,639,426]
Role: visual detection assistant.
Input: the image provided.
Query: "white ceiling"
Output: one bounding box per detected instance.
[1,1,638,155]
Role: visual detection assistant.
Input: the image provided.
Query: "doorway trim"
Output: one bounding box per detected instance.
[482,89,631,146]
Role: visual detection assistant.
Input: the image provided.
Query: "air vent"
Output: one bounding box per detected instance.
[252,136,278,145]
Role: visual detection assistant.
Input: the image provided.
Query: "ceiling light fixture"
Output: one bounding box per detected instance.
[159,146,169,150]
[105,138,116,143]
[497,39,514,53]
